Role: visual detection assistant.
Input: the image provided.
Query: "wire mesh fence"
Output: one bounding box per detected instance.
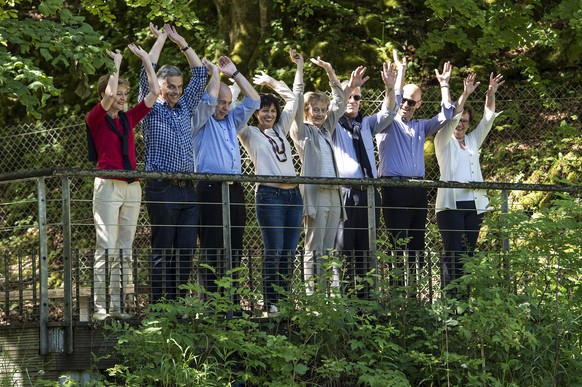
[0,85,580,324]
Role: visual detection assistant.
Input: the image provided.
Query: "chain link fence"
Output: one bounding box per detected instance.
[1,85,581,322]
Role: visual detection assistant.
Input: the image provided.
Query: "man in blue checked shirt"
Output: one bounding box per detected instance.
[192,56,260,297]
[138,23,207,303]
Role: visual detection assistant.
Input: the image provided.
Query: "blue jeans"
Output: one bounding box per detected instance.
[145,179,198,303]
[255,185,303,306]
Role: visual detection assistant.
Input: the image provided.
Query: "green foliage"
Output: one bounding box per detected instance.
[93,194,582,385]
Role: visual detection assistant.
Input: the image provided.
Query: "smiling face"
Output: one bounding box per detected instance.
[398,84,422,121]
[110,85,128,114]
[255,103,278,130]
[454,111,471,140]
[214,83,232,121]
[345,87,362,119]
[306,102,329,128]
[160,75,183,108]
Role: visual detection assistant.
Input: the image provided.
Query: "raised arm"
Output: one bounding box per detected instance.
[100,50,122,111]
[219,56,259,101]
[486,73,504,113]
[128,44,159,108]
[435,61,453,105]
[147,23,167,65]
[381,61,397,110]
[310,56,340,85]
[290,48,304,86]
[203,58,221,98]
[165,24,202,68]
[393,49,407,93]
[343,65,369,106]
[454,73,480,115]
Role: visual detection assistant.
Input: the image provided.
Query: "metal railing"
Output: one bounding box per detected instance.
[1,169,580,355]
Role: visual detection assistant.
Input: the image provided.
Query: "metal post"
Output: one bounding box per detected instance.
[500,189,510,286]
[61,176,73,353]
[37,177,49,355]
[367,185,378,294]
[221,182,233,308]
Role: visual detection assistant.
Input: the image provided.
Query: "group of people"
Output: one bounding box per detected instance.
[86,23,504,320]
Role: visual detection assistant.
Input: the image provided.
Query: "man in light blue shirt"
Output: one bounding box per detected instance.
[375,55,454,286]
[332,61,397,298]
[192,56,260,297]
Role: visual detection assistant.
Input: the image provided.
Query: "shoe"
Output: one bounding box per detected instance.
[110,310,132,320]
[92,309,109,321]
[268,305,279,316]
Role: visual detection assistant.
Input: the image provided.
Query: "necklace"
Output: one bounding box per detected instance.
[260,128,288,162]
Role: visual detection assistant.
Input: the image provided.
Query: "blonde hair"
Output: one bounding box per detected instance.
[97,75,130,99]
[303,91,330,116]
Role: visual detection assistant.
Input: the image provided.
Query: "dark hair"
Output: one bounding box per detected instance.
[156,65,183,81]
[253,93,282,125]
[463,104,475,123]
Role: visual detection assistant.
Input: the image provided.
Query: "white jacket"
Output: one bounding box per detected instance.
[434,107,501,214]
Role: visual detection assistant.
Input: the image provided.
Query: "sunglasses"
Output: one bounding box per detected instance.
[349,95,362,101]
[400,98,419,107]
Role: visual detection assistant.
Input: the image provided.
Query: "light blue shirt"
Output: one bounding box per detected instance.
[333,107,396,179]
[376,92,454,178]
[192,93,260,174]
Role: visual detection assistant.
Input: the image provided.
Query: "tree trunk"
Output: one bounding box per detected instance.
[212,0,274,73]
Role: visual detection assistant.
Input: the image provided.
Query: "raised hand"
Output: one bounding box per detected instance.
[348,65,369,89]
[487,73,505,96]
[218,56,237,77]
[435,61,452,85]
[202,58,219,74]
[149,22,166,39]
[309,56,333,73]
[253,70,276,87]
[392,49,407,73]
[127,44,149,62]
[381,62,397,89]
[106,49,122,69]
[463,73,480,96]
[164,24,186,48]
[290,48,303,66]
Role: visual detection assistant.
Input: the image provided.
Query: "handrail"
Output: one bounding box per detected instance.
[1,168,579,194]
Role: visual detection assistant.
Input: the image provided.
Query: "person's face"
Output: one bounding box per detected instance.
[255,103,277,130]
[110,85,128,114]
[398,87,422,121]
[160,75,183,108]
[454,111,471,140]
[306,101,329,128]
[345,87,361,119]
[214,87,232,120]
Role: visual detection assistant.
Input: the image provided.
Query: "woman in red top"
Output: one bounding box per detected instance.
[86,45,159,321]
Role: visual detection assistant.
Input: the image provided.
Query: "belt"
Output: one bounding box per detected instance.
[198,180,240,186]
[341,185,370,191]
[167,179,193,188]
[384,176,423,180]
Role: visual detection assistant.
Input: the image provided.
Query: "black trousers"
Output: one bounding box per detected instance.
[335,187,380,297]
[436,200,484,290]
[196,181,246,296]
[381,185,428,286]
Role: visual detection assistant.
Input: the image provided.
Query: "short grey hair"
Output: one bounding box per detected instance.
[156,65,183,81]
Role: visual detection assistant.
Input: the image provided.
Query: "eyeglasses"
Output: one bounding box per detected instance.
[460,119,470,124]
[349,95,362,101]
[310,107,328,114]
[400,98,419,107]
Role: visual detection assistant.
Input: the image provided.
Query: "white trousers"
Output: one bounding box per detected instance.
[93,177,141,311]
[303,187,341,294]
